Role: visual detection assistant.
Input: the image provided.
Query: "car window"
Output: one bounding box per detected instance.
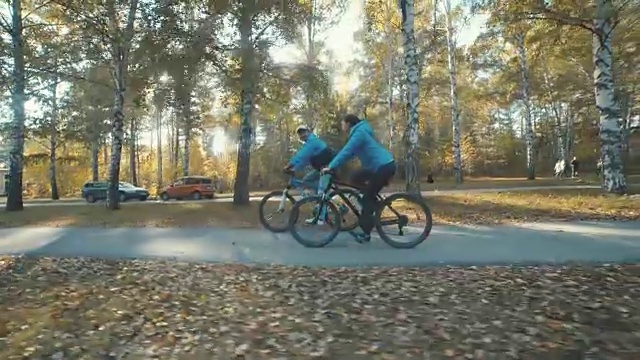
[83,182,94,188]
[185,178,198,185]
[119,182,134,188]
[201,178,212,184]
[173,180,184,186]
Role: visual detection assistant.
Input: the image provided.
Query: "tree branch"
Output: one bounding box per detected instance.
[517,7,595,34]
[21,0,56,21]
[253,13,281,44]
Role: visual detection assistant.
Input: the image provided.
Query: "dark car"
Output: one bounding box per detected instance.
[82,181,149,203]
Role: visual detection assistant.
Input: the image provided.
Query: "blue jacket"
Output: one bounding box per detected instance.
[328,120,393,171]
[288,133,334,171]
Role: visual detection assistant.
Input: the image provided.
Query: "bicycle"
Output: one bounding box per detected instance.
[258,170,362,233]
[288,172,433,249]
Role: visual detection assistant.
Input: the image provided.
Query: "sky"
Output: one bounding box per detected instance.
[270,0,488,90]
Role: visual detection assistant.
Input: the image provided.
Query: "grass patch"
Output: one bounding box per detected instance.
[1,188,638,228]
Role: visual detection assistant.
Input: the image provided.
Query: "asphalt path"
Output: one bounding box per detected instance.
[1,220,638,267]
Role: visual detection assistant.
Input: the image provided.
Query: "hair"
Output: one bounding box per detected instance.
[343,114,361,127]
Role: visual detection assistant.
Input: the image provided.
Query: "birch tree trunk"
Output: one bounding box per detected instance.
[399,0,421,194]
[106,0,139,210]
[515,33,536,180]
[593,0,626,193]
[102,137,108,178]
[305,0,316,129]
[156,105,163,192]
[182,95,192,177]
[6,0,26,211]
[543,71,567,164]
[233,2,256,205]
[443,0,462,184]
[49,55,60,200]
[385,5,395,151]
[129,117,138,186]
[91,140,100,181]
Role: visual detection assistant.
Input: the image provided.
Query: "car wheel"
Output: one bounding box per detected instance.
[119,192,126,202]
[192,191,202,200]
[86,194,95,203]
[160,192,170,201]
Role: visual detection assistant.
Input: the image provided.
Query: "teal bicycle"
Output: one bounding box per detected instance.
[288,172,433,248]
[258,170,361,233]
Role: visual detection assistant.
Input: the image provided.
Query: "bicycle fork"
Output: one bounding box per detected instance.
[277,189,288,212]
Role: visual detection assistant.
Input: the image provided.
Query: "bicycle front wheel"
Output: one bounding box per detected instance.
[375,193,433,249]
[289,196,342,248]
[258,190,296,233]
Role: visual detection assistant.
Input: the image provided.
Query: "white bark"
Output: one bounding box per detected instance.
[49,54,59,200]
[515,33,536,180]
[156,101,163,193]
[593,0,626,193]
[443,0,462,184]
[6,0,26,211]
[400,0,421,194]
[385,3,395,151]
[106,0,139,209]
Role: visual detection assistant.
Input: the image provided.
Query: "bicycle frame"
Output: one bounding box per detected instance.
[319,174,406,228]
[277,174,316,212]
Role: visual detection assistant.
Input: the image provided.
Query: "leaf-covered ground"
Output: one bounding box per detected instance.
[1,189,638,228]
[1,256,639,359]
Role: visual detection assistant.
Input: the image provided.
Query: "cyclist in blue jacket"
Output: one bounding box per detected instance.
[284,125,336,224]
[284,125,335,189]
[321,114,396,243]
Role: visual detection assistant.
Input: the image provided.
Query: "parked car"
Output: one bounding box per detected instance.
[159,176,215,201]
[82,181,149,203]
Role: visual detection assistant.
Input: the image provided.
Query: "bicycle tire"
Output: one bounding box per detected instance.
[289,196,342,248]
[328,188,362,232]
[258,190,297,233]
[375,193,433,249]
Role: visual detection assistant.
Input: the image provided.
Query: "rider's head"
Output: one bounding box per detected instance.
[296,125,311,142]
[342,114,360,132]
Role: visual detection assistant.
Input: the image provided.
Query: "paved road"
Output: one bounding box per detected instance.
[3,185,601,207]
[1,220,638,267]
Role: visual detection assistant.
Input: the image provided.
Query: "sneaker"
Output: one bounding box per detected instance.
[305,217,325,225]
[349,231,371,243]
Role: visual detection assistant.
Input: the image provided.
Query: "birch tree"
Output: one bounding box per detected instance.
[233,1,257,205]
[399,0,421,194]
[515,32,535,180]
[2,0,27,211]
[229,0,305,205]
[484,0,634,192]
[442,0,463,183]
[105,0,140,209]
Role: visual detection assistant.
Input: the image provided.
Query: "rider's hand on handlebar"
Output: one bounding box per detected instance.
[283,165,294,174]
[320,167,332,175]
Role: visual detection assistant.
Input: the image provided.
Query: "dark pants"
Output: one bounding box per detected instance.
[350,161,396,234]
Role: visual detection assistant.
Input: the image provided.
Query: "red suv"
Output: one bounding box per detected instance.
[159,176,215,201]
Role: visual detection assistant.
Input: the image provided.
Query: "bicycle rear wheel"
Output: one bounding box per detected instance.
[289,196,342,248]
[258,190,296,232]
[375,193,433,249]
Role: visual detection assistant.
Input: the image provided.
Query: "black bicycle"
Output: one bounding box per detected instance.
[288,172,433,248]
